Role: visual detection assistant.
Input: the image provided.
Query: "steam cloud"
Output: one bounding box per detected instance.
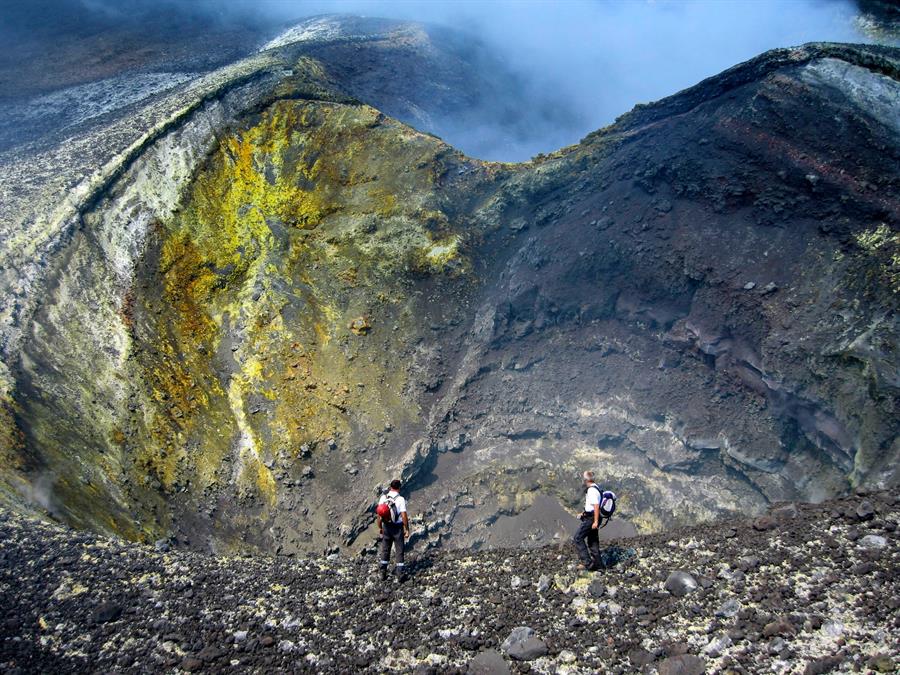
[0,0,878,160]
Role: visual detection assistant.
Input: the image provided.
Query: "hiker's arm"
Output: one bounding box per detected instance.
[377,515,383,535]
[402,511,410,537]
[592,503,600,529]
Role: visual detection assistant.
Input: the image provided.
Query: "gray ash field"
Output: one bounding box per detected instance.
[1,491,897,674]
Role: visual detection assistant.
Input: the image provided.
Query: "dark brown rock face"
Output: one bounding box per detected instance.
[404,43,900,548]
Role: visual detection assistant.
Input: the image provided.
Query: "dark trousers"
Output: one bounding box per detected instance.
[379,524,405,566]
[573,516,600,565]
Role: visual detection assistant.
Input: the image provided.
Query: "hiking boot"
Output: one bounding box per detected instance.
[380,565,388,582]
[395,567,407,583]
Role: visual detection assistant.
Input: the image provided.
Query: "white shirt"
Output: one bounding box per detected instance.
[379,490,407,524]
[584,483,601,513]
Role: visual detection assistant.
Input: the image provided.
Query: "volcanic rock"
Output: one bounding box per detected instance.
[0,491,896,673]
[665,571,698,597]
[506,638,548,662]
[657,654,706,675]
[468,649,511,675]
[859,534,888,550]
[856,500,877,521]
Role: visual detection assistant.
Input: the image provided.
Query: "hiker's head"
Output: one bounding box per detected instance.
[582,470,594,485]
[390,479,402,491]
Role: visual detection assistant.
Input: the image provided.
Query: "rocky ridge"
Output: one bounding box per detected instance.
[0,491,897,673]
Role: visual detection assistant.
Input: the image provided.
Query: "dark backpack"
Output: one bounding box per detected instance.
[589,485,617,527]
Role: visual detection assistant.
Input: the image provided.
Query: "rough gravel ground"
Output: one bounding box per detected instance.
[1,492,897,674]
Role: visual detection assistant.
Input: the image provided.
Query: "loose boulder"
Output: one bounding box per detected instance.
[468,649,511,675]
[752,516,776,532]
[858,535,887,550]
[664,571,698,597]
[500,626,534,652]
[856,500,876,521]
[715,598,741,618]
[507,638,548,661]
[803,655,843,675]
[501,627,548,662]
[658,654,706,675]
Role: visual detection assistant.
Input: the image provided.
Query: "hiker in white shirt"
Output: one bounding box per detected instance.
[573,470,602,570]
[376,479,410,582]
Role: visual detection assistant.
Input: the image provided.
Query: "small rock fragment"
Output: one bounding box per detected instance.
[702,633,732,657]
[349,316,372,335]
[762,617,796,638]
[715,598,741,618]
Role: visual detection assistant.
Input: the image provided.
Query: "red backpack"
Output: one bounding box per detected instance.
[377,494,400,523]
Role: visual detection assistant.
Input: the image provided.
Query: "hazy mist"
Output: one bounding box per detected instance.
[0,0,881,160]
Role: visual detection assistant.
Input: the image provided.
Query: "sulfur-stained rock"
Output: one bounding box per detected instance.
[349,317,373,336]
[868,655,895,673]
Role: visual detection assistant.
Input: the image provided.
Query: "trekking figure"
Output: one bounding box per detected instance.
[573,470,616,571]
[376,479,410,582]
